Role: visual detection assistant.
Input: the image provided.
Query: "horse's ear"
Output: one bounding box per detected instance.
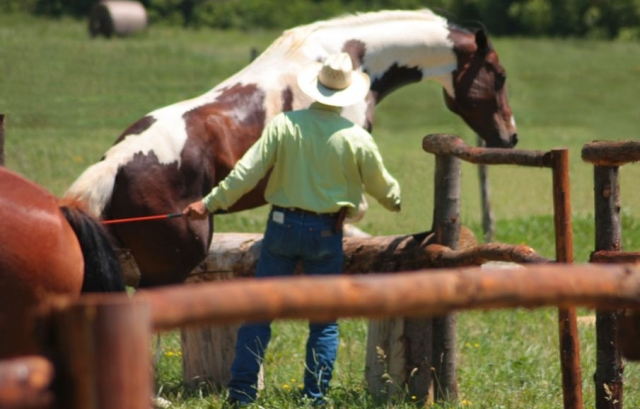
[475,29,490,54]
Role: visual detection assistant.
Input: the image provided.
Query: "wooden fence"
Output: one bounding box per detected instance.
[3,134,640,408]
[2,264,640,409]
[422,133,580,408]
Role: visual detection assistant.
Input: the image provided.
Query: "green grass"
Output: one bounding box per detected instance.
[2,13,640,408]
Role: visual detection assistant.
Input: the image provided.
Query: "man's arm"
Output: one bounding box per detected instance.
[359,143,401,212]
[183,119,279,218]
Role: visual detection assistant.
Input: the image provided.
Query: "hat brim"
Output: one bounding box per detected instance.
[297,62,371,107]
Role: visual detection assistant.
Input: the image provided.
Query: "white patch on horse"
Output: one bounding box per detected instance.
[65,160,119,217]
[66,100,212,217]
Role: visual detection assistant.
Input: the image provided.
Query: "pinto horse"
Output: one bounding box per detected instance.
[65,9,517,288]
[0,167,124,358]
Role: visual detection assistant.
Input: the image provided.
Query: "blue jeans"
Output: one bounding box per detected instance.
[227,207,343,404]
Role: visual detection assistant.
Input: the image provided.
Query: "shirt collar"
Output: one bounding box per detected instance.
[309,102,341,114]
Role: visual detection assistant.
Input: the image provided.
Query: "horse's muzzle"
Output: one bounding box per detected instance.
[510,133,518,147]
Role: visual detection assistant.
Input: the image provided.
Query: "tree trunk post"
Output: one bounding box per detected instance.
[477,135,494,242]
[181,271,248,390]
[551,149,583,409]
[42,296,152,409]
[593,165,623,409]
[430,154,461,402]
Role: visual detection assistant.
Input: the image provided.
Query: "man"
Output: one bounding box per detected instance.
[183,51,401,407]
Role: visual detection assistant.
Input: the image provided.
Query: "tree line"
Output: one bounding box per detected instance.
[4,0,640,40]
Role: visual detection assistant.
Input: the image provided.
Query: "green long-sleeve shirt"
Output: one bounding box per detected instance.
[203,102,401,218]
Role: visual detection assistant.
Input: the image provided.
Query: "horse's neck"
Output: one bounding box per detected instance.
[199,12,460,125]
[300,14,459,92]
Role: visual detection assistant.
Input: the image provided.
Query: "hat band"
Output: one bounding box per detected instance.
[318,69,351,90]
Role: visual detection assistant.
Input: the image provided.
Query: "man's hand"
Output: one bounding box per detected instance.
[182,200,210,220]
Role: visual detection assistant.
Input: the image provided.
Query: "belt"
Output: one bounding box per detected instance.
[272,205,339,217]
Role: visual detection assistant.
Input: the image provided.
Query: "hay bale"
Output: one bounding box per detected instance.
[89,1,147,38]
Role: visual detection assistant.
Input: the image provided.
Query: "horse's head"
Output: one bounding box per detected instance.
[444,28,517,148]
[316,10,517,148]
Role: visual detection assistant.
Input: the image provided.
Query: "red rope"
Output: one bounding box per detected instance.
[102,213,183,225]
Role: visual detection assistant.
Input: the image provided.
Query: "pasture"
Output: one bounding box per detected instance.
[1,12,640,408]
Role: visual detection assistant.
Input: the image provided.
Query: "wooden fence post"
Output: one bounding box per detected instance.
[581,139,640,408]
[551,149,583,409]
[181,271,245,390]
[593,165,623,409]
[430,154,461,402]
[43,296,152,409]
[477,136,495,242]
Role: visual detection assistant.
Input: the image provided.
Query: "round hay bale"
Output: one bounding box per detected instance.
[89,1,147,38]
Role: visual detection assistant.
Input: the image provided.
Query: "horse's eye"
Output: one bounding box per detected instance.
[495,72,506,90]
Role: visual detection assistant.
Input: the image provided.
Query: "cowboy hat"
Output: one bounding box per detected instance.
[297,52,371,107]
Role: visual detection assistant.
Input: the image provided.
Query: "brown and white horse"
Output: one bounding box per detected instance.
[65,9,517,287]
[0,167,124,358]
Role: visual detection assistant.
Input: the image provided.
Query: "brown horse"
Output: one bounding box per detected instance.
[64,9,517,288]
[0,167,124,358]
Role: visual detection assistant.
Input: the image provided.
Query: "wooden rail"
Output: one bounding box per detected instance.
[591,251,640,264]
[423,133,552,167]
[121,264,640,330]
[187,232,547,279]
[40,264,640,334]
[581,140,640,166]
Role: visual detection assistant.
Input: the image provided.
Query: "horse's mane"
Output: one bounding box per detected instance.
[295,8,446,33]
[263,8,449,56]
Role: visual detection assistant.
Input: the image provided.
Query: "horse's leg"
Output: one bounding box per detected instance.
[108,162,212,287]
[110,212,211,287]
[477,136,495,242]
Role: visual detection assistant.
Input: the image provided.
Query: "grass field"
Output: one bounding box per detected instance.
[2,13,640,409]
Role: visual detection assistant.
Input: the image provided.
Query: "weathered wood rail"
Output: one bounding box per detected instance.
[136,264,640,332]
[187,231,547,280]
[581,139,640,409]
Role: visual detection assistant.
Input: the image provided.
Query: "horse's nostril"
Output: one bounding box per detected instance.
[511,133,518,147]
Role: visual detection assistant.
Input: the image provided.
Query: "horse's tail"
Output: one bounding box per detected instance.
[59,205,125,293]
[63,160,119,218]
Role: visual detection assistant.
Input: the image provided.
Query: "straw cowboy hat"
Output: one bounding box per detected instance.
[297,52,371,107]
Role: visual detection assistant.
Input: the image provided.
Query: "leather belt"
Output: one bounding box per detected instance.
[272,205,338,217]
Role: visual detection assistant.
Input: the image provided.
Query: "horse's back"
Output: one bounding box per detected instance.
[0,168,84,357]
